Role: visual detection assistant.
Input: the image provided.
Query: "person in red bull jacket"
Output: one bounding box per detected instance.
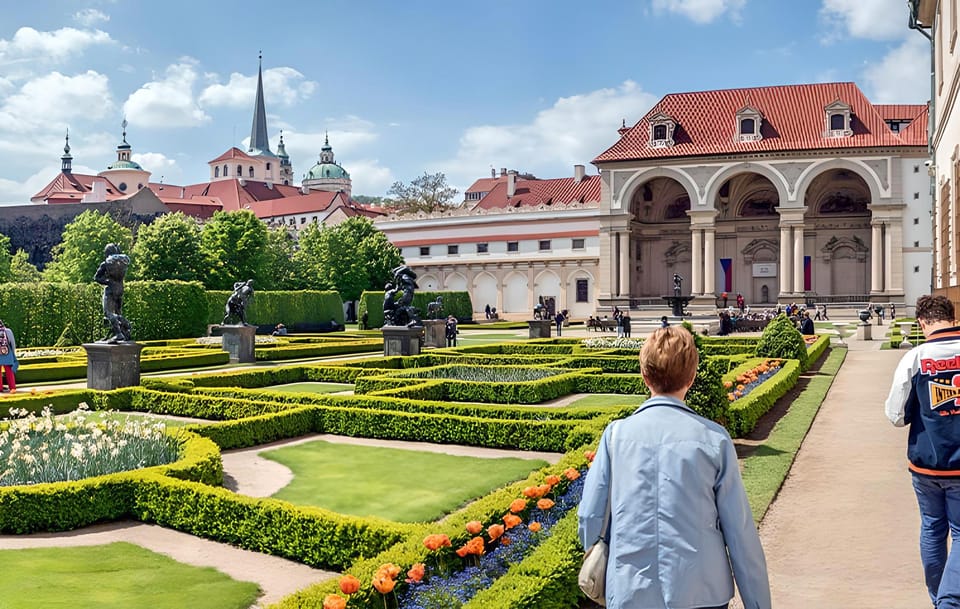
[886,294,960,608]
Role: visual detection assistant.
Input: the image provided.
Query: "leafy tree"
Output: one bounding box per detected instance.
[199,210,269,290]
[43,210,133,283]
[260,225,300,290]
[131,212,206,281]
[755,313,809,368]
[9,249,41,282]
[294,217,403,301]
[351,194,389,207]
[387,171,459,214]
[0,233,14,281]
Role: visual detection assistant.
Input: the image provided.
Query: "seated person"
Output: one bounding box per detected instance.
[272,323,287,336]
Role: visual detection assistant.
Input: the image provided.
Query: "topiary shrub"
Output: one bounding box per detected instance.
[680,321,727,425]
[754,313,808,369]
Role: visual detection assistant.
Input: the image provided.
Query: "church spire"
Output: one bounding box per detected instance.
[248,52,273,156]
[61,129,72,173]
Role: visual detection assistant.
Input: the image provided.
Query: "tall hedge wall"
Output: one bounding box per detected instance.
[358,291,473,328]
[205,290,344,327]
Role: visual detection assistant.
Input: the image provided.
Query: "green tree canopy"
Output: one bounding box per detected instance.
[131,212,206,281]
[43,210,133,283]
[0,233,14,282]
[386,171,459,215]
[294,216,403,301]
[9,249,40,282]
[199,210,269,290]
[260,225,299,290]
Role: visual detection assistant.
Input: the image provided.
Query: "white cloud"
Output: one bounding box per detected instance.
[73,8,110,27]
[862,36,931,103]
[123,60,210,128]
[0,27,112,64]
[651,0,745,24]
[819,0,908,42]
[0,70,113,133]
[131,151,176,170]
[198,67,317,109]
[439,80,658,187]
[345,160,395,196]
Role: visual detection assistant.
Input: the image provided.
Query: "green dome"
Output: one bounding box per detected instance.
[107,159,143,170]
[305,162,350,180]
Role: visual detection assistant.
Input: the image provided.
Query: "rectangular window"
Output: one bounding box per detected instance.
[915,266,921,273]
[447,245,459,255]
[477,242,489,253]
[914,217,920,225]
[915,192,921,200]
[507,241,519,252]
[419,246,430,257]
[539,240,551,251]
[572,238,585,249]
[312,216,318,223]
[915,165,921,173]
[576,279,589,303]
[300,217,306,224]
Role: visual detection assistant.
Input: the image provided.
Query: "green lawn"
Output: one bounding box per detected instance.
[567,393,642,409]
[261,440,548,522]
[0,542,260,609]
[251,382,353,394]
[53,411,197,428]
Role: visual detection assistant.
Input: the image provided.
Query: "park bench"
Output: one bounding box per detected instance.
[587,318,618,332]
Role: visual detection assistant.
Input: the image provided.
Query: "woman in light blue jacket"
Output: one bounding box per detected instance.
[578,326,770,609]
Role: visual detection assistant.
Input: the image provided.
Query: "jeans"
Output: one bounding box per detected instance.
[912,473,960,608]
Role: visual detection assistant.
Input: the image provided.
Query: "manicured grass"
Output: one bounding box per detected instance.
[0,542,260,609]
[53,411,197,428]
[567,393,642,409]
[741,347,847,523]
[250,382,353,394]
[262,440,548,522]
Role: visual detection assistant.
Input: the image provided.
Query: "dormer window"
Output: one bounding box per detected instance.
[647,112,676,148]
[824,99,853,138]
[735,105,763,142]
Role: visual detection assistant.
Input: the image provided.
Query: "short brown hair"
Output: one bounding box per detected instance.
[640,326,699,394]
[916,295,955,324]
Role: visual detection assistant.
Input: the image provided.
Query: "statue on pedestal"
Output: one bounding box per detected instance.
[673,273,683,297]
[223,279,255,325]
[383,265,421,327]
[94,243,132,343]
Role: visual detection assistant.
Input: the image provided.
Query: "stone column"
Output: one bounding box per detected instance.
[884,222,894,294]
[691,228,703,296]
[779,226,792,296]
[793,226,804,294]
[871,223,883,293]
[887,220,905,294]
[598,229,614,300]
[704,229,716,295]
[619,231,630,298]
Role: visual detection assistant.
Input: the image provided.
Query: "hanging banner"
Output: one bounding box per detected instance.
[720,258,732,292]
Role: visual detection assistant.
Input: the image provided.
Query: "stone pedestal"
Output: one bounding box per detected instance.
[423,319,446,348]
[220,324,257,363]
[899,322,915,349]
[662,295,695,317]
[382,326,422,356]
[82,342,144,390]
[528,319,552,339]
[857,323,873,341]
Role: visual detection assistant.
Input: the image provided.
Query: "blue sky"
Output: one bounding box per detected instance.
[0,0,930,203]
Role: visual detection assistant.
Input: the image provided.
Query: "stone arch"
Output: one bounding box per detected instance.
[704,163,791,209]
[419,274,440,290]
[794,158,885,205]
[618,167,699,211]
[533,269,562,307]
[742,238,779,263]
[502,271,528,314]
[566,269,595,318]
[804,168,872,216]
[473,272,498,313]
[444,272,467,291]
[723,174,780,218]
[628,177,692,223]
[664,241,691,266]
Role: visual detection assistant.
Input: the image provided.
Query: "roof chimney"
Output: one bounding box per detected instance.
[507,170,517,197]
[500,167,507,177]
[491,167,496,178]
[574,164,585,183]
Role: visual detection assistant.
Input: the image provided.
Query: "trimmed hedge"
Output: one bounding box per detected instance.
[727,359,803,437]
[205,290,345,327]
[358,290,473,328]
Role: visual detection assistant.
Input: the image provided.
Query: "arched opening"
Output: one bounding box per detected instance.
[214,166,220,178]
[628,176,692,299]
[503,272,527,314]
[473,272,498,316]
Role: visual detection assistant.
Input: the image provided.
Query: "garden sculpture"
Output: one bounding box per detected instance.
[673,273,683,297]
[427,295,444,319]
[223,279,255,325]
[94,243,132,343]
[384,265,421,327]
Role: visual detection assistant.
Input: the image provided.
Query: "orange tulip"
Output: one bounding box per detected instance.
[564,468,580,481]
[423,533,451,551]
[727,393,736,401]
[503,513,522,529]
[338,574,361,595]
[522,486,538,498]
[537,498,555,510]
[323,594,346,609]
[377,563,401,579]
[488,524,505,541]
[465,520,483,535]
[509,498,527,513]
[545,474,561,486]
[468,536,485,555]
[372,575,396,594]
[456,544,470,557]
[406,562,426,583]
[501,537,511,545]
[528,521,542,532]
[536,484,551,497]
[723,380,733,388]
[584,450,596,462]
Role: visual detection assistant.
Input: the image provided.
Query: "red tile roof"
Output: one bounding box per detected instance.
[250,190,342,218]
[465,176,506,194]
[31,172,122,203]
[897,105,929,146]
[208,147,256,164]
[874,104,927,121]
[594,82,927,164]
[472,175,602,210]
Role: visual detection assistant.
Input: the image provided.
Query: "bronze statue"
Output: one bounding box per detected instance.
[223,279,255,325]
[94,243,132,343]
[383,265,421,327]
[673,273,683,297]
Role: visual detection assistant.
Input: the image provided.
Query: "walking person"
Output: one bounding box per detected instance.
[554,310,565,336]
[616,310,625,338]
[821,302,829,320]
[736,292,745,314]
[622,312,631,337]
[886,295,960,608]
[444,315,458,347]
[0,321,18,393]
[578,326,771,609]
